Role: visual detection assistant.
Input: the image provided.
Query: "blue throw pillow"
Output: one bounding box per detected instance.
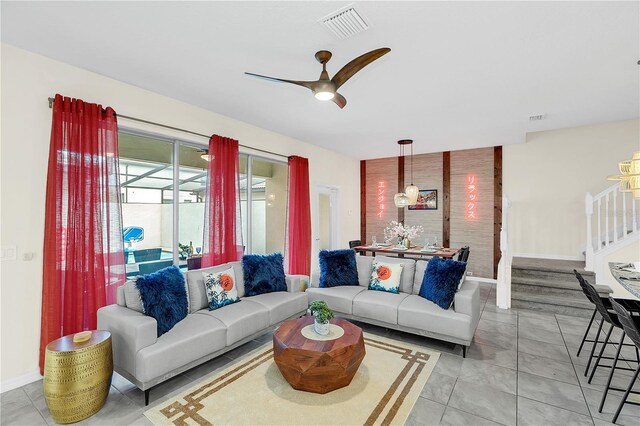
[319,249,358,288]
[242,253,287,297]
[135,265,188,337]
[419,256,467,309]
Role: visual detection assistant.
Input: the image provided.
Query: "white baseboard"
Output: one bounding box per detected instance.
[0,370,42,393]
[470,277,497,284]
[512,253,584,262]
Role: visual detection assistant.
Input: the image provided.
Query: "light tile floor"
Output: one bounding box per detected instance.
[2,283,640,425]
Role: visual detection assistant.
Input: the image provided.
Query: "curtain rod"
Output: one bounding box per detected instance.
[47,97,289,159]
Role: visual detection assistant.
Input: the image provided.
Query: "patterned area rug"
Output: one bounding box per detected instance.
[144,333,440,426]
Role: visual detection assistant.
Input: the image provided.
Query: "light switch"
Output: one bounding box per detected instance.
[1,246,17,261]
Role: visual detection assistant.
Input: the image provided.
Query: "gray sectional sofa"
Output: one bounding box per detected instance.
[97,261,309,405]
[306,255,481,356]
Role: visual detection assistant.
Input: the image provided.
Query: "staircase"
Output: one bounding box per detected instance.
[585,182,639,276]
[504,183,638,315]
[510,257,610,317]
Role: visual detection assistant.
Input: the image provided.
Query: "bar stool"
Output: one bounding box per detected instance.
[573,270,602,358]
[580,280,638,383]
[609,299,640,423]
[574,270,624,376]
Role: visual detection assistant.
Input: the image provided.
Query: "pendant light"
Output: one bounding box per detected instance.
[394,139,418,207]
[608,151,640,199]
[403,140,419,205]
[394,192,410,208]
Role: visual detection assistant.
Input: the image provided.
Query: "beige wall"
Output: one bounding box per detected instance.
[504,119,640,259]
[0,44,360,384]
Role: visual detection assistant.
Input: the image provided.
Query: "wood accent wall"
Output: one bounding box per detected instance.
[362,146,502,279]
[360,160,366,243]
[363,157,398,245]
[494,146,503,278]
[442,152,451,248]
[404,153,443,246]
[450,148,495,278]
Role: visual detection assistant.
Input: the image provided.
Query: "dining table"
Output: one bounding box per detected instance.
[353,244,460,259]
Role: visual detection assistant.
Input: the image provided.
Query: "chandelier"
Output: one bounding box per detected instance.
[608,151,640,199]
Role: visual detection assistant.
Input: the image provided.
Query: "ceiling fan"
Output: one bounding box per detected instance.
[245,47,391,109]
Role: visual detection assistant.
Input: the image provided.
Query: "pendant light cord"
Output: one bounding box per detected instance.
[410,142,414,184]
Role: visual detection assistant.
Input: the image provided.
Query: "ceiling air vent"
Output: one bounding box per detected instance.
[319,5,369,39]
[529,114,547,121]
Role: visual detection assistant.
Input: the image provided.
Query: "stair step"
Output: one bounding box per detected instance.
[511,291,595,317]
[509,257,609,318]
[511,283,583,298]
[510,275,583,290]
[511,298,593,318]
[511,257,593,276]
[511,291,594,310]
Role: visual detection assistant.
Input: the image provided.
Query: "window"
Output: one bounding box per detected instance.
[118,131,288,275]
[119,134,174,271]
[178,145,207,257]
[239,155,288,255]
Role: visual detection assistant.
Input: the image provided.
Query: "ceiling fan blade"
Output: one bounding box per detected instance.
[332,93,347,109]
[244,72,315,90]
[331,48,391,90]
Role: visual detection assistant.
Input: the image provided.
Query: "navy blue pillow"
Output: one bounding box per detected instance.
[242,253,287,297]
[135,265,188,337]
[419,256,467,309]
[319,249,359,288]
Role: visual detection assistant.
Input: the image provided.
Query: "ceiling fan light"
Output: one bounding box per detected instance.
[200,151,214,162]
[314,91,335,101]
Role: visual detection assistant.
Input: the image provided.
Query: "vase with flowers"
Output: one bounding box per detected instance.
[383,220,424,249]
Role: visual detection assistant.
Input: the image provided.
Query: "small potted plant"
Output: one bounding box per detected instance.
[309,300,334,336]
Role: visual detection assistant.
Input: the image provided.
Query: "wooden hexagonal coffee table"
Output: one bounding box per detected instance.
[273,316,365,394]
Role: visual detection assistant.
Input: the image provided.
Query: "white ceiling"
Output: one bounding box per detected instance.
[2,1,638,159]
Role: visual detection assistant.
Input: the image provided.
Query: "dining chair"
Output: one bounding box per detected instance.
[457,246,470,262]
[609,299,640,423]
[348,240,362,249]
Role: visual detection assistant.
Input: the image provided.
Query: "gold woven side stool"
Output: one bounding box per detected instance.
[44,330,113,424]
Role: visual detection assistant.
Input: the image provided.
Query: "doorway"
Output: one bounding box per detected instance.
[316,186,339,251]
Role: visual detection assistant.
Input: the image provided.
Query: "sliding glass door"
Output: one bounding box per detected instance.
[118,131,287,274]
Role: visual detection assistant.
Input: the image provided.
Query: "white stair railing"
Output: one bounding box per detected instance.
[585,183,639,271]
[496,195,511,309]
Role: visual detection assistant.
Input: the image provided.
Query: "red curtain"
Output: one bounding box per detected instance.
[286,156,311,275]
[40,94,125,373]
[202,135,243,267]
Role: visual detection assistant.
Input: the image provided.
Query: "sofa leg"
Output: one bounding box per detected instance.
[462,345,467,358]
[145,389,150,406]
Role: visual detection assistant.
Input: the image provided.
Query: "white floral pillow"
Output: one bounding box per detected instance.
[203,267,240,310]
[369,260,404,294]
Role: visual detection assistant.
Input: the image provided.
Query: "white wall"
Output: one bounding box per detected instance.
[0,44,360,385]
[122,204,163,250]
[503,119,640,259]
